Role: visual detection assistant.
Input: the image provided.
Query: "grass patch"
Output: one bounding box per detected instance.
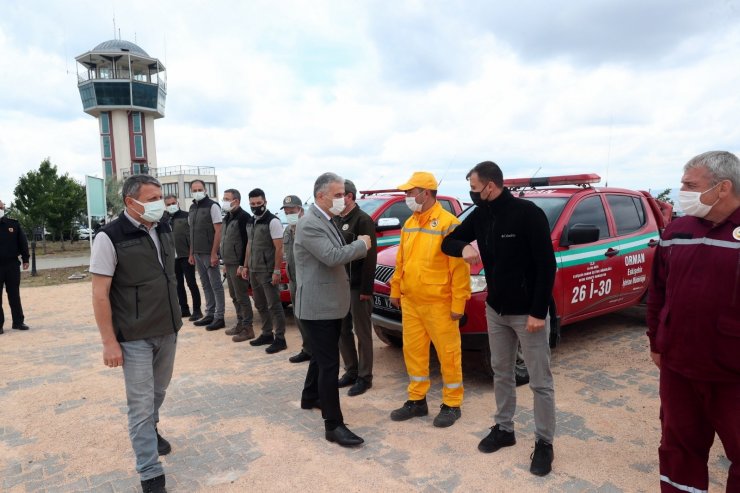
[21,266,92,287]
[31,241,91,257]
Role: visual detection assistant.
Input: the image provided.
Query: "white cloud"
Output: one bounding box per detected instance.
[1,0,739,207]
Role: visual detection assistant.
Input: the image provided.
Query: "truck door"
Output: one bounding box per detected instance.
[557,194,623,321]
[605,194,659,305]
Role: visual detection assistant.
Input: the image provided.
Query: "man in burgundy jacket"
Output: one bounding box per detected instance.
[647,150,740,493]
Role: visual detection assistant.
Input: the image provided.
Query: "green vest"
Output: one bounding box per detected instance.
[220,208,247,265]
[169,210,190,258]
[247,210,278,273]
[103,216,183,342]
[188,197,219,254]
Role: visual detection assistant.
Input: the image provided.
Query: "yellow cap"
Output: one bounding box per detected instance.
[397,171,438,191]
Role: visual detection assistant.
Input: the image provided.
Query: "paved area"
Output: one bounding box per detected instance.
[0,282,730,492]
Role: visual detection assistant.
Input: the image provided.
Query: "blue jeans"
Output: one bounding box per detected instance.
[121,333,177,480]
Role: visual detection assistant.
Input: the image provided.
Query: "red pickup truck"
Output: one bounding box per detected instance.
[371,174,673,381]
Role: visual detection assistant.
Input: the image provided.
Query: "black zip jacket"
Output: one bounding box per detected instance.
[441,188,556,319]
[0,216,29,264]
[334,205,377,295]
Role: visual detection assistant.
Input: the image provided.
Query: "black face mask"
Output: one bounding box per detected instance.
[469,191,484,206]
[251,204,266,216]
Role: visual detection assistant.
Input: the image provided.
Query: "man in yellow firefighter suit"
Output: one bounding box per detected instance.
[389,171,471,428]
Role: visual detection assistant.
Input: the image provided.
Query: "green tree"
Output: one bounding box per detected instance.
[656,188,674,206]
[13,158,59,253]
[12,158,87,252]
[106,177,124,217]
[46,174,86,248]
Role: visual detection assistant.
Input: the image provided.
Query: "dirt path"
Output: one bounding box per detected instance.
[0,284,729,492]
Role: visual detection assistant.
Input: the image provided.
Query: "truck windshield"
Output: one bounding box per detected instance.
[356,198,387,216]
[458,197,568,232]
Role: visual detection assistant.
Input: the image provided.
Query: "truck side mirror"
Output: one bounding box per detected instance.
[560,224,600,246]
[377,217,401,232]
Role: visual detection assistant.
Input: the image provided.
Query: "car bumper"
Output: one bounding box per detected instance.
[371,312,403,333]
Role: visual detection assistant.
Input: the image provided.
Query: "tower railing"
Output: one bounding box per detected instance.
[122,165,216,179]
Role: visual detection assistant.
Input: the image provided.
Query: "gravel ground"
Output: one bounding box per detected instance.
[0,282,730,492]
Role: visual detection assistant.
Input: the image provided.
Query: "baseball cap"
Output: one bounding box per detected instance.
[280,195,303,209]
[397,171,438,191]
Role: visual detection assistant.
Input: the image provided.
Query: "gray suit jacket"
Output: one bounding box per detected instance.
[294,204,368,320]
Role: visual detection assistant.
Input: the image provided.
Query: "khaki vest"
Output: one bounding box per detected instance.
[102,217,183,342]
[188,197,219,254]
[247,210,278,273]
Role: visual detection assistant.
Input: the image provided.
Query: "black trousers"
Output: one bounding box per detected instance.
[0,261,23,328]
[174,257,201,312]
[301,317,344,430]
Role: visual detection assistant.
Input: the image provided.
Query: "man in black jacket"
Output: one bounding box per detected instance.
[164,195,202,321]
[0,200,30,333]
[334,180,377,396]
[441,161,557,477]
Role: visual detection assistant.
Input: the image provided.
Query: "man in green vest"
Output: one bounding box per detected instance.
[220,188,255,342]
[164,195,202,321]
[282,195,311,363]
[242,188,287,354]
[90,174,182,493]
[188,180,225,331]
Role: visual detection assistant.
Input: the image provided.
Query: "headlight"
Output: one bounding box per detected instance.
[470,275,487,293]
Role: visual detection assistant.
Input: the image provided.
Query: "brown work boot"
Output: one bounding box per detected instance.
[225,323,242,336]
[232,326,255,342]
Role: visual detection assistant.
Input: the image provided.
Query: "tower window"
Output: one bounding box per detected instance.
[100,112,110,134]
[134,135,144,158]
[102,136,112,158]
[132,112,142,133]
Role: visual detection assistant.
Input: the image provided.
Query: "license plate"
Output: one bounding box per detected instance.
[373,294,398,311]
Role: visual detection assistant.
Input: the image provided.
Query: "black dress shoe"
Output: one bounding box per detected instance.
[188,310,203,322]
[337,373,357,388]
[12,323,29,330]
[265,338,287,354]
[205,318,226,331]
[180,308,192,318]
[193,316,214,327]
[347,377,372,396]
[156,429,171,456]
[325,424,364,447]
[300,398,321,410]
[289,351,311,363]
[141,474,167,493]
[250,334,274,346]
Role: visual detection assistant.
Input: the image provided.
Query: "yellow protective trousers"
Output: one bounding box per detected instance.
[401,299,464,407]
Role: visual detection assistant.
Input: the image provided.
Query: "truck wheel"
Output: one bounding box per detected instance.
[373,325,403,348]
[482,343,530,387]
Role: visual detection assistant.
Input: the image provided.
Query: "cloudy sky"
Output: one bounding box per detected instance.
[1,0,739,207]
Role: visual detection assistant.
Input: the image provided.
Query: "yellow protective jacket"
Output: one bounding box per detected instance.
[390,201,471,314]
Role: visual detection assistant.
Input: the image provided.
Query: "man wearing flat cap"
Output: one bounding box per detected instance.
[281,195,312,363]
[388,171,471,428]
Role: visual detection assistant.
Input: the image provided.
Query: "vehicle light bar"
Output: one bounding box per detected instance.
[504,173,601,188]
[360,189,401,197]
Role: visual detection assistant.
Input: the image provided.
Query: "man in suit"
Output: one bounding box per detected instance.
[294,172,371,447]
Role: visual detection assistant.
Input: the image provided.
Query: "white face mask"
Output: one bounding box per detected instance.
[405,193,424,213]
[286,213,300,225]
[166,204,179,214]
[132,198,166,222]
[329,197,346,215]
[192,191,206,202]
[221,200,234,212]
[678,182,720,218]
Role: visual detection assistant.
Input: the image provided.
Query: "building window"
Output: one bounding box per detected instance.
[100,112,110,134]
[132,112,142,133]
[205,182,217,198]
[133,163,142,175]
[102,136,112,158]
[134,135,144,158]
[103,160,113,178]
[162,183,178,198]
